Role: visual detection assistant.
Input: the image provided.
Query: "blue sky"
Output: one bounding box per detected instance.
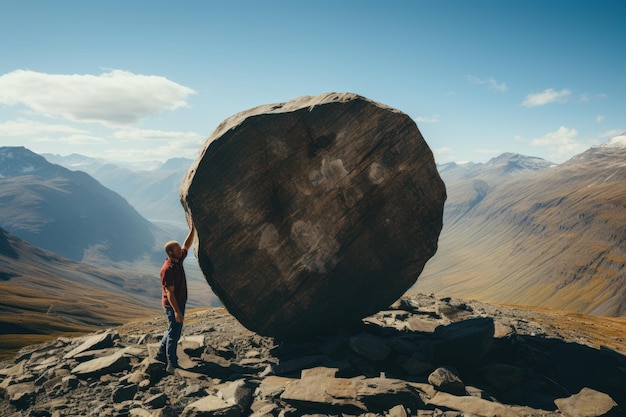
[0,0,624,167]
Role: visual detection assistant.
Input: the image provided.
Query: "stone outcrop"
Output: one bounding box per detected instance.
[1,293,624,416]
[181,93,446,339]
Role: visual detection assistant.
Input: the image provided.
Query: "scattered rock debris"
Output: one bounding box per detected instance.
[1,293,624,416]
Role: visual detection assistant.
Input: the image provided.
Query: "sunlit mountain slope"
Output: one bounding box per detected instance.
[417,138,626,316]
[0,227,160,358]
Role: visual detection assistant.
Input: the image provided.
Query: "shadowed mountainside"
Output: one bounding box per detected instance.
[42,153,192,222]
[0,146,157,263]
[417,138,626,316]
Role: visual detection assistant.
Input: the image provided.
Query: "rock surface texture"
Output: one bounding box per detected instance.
[1,294,624,416]
[181,93,446,339]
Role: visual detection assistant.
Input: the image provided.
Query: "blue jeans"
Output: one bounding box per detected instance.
[157,306,185,366]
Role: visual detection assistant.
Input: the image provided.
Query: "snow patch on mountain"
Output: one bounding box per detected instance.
[601,133,626,148]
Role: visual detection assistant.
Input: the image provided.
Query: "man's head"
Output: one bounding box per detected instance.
[164,240,183,260]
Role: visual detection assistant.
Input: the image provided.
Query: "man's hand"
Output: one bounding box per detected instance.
[174,311,184,324]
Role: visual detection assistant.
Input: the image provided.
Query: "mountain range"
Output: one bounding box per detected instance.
[1,136,624,359]
[415,135,626,316]
[0,147,218,358]
[0,147,157,263]
[41,152,192,223]
[39,140,626,318]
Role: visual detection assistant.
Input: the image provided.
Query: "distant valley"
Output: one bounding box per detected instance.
[43,138,626,317]
[42,152,192,224]
[416,135,626,316]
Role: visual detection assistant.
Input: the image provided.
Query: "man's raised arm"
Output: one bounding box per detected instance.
[182,223,195,251]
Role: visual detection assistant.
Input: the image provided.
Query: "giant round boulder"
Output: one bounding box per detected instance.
[181,92,446,339]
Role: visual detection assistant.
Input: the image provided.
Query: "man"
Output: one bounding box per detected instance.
[156,224,195,373]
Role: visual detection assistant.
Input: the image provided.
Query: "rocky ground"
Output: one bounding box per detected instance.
[1,293,625,417]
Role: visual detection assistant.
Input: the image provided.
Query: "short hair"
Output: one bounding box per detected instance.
[164,240,179,255]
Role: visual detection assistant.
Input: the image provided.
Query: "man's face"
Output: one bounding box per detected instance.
[169,243,183,260]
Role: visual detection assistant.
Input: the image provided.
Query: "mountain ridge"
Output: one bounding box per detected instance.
[42,152,193,222]
[417,138,626,316]
[436,152,555,227]
[0,146,158,263]
[39,143,626,318]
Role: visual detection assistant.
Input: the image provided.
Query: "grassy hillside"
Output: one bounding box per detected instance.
[0,228,161,360]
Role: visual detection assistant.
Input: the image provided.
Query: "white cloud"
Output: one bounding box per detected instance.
[0,118,88,136]
[101,139,203,163]
[0,69,196,126]
[474,148,501,155]
[113,127,203,142]
[466,75,508,92]
[433,147,456,163]
[0,118,108,146]
[600,129,625,138]
[577,93,589,103]
[466,75,483,85]
[488,78,508,92]
[414,115,439,123]
[32,134,108,145]
[530,126,578,147]
[102,127,205,161]
[0,117,205,162]
[522,88,571,107]
[526,126,590,158]
[595,115,605,123]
